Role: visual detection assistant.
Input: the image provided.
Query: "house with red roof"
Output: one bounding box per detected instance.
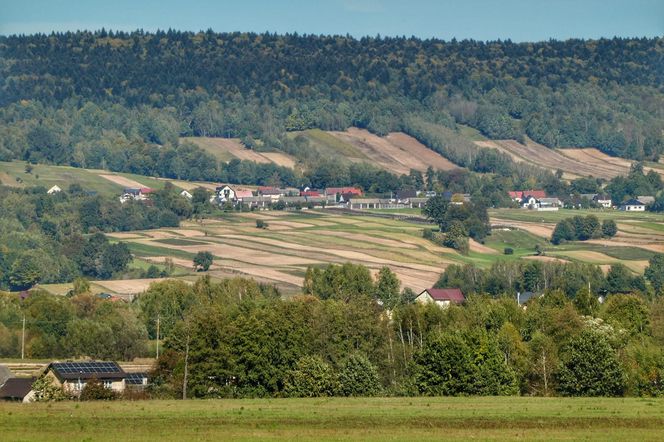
[415,288,465,308]
[325,187,363,197]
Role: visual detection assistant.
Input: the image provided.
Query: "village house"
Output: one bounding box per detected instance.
[47,185,62,195]
[508,190,546,204]
[258,186,285,199]
[325,187,362,198]
[620,198,646,212]
[593,194,612,208]
[119,187,153,204]
[215,185,254,204]
[180,190,193,200]
[415,288,465,308]
[40,361,147,397]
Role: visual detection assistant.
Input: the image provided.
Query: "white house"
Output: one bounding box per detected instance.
[415,288,465,309]
[47,185,62,194]
[216,185,236,202]
[620,199,645,211]
[180,190,193,200]
[593,194,612,208]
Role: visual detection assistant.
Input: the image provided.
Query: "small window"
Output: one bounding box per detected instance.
[103,381,113,389]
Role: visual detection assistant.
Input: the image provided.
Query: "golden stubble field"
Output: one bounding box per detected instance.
[108,211,458,294]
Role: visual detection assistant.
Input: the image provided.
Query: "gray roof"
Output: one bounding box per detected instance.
[0,378,35,400]
[0,365,11,386]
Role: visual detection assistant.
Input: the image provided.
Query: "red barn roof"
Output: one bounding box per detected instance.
[421,288,465,303]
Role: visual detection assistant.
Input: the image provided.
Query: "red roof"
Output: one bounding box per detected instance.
[422,288,465,303]
[326,187,362,196]
[140,187,154,194]
[508,190,546,199]
[300,190,321,197]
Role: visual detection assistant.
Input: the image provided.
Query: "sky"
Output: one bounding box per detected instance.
[1,0,662,42]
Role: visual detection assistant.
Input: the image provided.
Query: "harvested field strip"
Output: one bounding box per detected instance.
[329,128,457,175]
[154,238,210,246]
[183,137,298,167]
[475,139,631,179]
[98,174,147,188]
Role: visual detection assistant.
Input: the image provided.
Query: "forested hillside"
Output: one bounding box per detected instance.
[0,31,662,186]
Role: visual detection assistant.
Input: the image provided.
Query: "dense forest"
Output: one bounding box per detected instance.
[1,31,663,188]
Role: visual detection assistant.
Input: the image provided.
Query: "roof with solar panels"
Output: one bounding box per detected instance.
[48,361,127,380]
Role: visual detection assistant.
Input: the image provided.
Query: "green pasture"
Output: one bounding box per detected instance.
[1,397,663,441]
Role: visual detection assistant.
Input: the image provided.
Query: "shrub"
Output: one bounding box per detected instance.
[80,378,118,401]
[337,353,382,397]
[504,247,514,255]
[284,356,338,397]
[256,219,268,229]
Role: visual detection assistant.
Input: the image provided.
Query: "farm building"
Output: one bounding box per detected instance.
[537,197,562,211]
[47,185,62,194]
[415,288,465,308]
[0,377,35,402]
[620,199,646,211]
[637,195,655,205]
[349,198,408,210]
[180,190,193,200]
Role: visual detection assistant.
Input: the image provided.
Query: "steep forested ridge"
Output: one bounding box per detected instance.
[0,31,663,176]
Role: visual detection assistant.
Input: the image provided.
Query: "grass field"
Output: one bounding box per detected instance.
[1,397,663,441]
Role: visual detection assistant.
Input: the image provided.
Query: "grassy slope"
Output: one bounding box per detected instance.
[0,161,122,195]
[1,397,662,441]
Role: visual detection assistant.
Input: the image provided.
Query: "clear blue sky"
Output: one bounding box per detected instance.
[1,0,662,42]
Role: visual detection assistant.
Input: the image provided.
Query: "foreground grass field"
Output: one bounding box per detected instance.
[1,397,663,441]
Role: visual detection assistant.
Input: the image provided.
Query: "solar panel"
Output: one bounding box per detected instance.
[125,373,148,385]
[53,361,122,375]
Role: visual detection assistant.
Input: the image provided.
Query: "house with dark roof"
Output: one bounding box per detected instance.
[0,377,35,402]
[43,361,128,396]
[415,288,465,308]
[620,199,645,212]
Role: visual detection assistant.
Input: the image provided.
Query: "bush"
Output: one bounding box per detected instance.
[79,378,118,401]
[504,247,514,255]
[337,353,382,397]
[256,219,268,229]
[284,356,338,397]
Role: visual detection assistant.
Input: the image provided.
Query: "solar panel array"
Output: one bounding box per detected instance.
[52,362,122,374]
[125,373,148,385]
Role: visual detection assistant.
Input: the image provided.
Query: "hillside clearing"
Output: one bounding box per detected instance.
[183,136,298,167]
[474,139,654,180]
[330,128,459,175]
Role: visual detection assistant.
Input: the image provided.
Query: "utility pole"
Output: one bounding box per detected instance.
[182,333,190,400]
[156,315,160,359]
[21,315,25,360]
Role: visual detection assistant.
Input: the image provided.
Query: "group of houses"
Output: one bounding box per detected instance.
[0,361,148,403]
[509,189,653,212]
